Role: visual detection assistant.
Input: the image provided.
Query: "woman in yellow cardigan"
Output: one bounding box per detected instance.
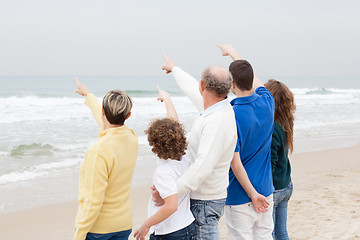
[74,78,138,240]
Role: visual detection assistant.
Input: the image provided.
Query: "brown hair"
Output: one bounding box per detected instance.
[229,60,254,91]
[102,90,132,125]
[145,118,187,160]
[264,79,296,153]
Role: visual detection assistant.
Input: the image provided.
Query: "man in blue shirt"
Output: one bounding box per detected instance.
[218,44,275,240]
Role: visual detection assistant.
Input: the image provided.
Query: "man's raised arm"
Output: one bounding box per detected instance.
[217,44,263,91]
[162,53,203,111]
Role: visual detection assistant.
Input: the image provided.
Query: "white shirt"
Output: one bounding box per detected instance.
[148,155,195,235]
[173,66,238,200]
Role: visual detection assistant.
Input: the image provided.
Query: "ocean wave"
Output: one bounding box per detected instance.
[305,88,333,95]
[10,143,58,157]
[0,95,197,124]
[0,158,82,185]
[126,90,183,97]
[294,118,360,130]
[0,170,47,185]
[8,142,89,157]
[1,88,359,102]
[0,151,9,156]
[0,95,83,106]
[291,87,360,96]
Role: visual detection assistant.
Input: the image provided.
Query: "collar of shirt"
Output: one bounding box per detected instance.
[98,125,129,138]
[157,158,183,176]
[200,98,229,118]
[157,158,181,165]
[230,91,259,106]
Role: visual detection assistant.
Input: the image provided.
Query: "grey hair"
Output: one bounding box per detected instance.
[102,90,132,125]
[201,67,232,98]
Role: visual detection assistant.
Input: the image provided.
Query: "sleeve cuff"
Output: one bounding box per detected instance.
[84,93,97,107]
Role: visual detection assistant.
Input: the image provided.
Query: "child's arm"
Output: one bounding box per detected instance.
[134,194,178,240]
[156,85,179,122]
[74,77,104,130]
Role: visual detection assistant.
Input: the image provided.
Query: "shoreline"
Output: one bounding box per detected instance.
[0,144,359,240]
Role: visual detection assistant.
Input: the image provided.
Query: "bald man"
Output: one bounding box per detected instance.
[160,57,236,240]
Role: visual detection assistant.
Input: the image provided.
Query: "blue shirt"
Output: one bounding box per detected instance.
[226,86,275,205]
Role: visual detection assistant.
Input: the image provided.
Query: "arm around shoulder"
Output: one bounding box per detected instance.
[177,119,225,195]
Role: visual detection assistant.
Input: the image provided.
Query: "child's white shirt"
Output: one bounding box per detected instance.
[148,154,195,235]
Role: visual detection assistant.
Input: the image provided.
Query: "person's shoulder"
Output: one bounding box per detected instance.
[154,161,174,177]
[88,140,103,153]
[208,102,234,119]
[96,136,113,150]
[153,162,178,189]
[256,86,275,107]
[256,86,272,96]
[124,125,137,137]
[84,142,110,165]
[273,122,285,134]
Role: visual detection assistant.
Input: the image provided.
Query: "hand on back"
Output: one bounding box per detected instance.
[151,185,165,206]
[251,193,270,213]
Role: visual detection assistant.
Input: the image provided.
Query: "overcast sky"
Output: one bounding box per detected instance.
[0,0,359,78]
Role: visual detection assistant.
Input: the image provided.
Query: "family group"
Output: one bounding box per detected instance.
[72,44,296,240]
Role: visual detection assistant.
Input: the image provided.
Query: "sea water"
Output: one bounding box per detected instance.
[0,75,359,212]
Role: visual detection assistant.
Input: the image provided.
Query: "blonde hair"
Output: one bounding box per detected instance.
[264,79,296,153]
[102,90,132,125]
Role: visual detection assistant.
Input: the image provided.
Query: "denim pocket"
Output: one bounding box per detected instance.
[191,201,207,225]
[289,181,294,190]
[204,200,225,224]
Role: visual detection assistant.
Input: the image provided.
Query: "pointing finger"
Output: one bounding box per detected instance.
[75,77,80,86]
[156,85,162,93]
[163,52,168,61]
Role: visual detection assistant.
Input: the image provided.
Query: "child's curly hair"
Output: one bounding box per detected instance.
[145,118,187,161]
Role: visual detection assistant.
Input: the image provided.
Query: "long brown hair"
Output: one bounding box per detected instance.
[264,79,296,153]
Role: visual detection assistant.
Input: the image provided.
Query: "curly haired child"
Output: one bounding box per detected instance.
[134,86,195,240]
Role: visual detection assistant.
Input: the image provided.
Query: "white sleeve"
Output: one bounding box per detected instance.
[154,167,178,199]
[172,66,203,111]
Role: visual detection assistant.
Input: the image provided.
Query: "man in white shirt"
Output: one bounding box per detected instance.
[161,54,237,240]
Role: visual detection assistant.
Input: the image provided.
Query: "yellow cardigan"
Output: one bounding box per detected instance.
[74,93,138,240]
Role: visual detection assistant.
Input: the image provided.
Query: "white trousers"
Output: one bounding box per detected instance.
[225,194,274,240]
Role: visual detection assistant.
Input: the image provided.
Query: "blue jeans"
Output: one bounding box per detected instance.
[272,181,293,240]
[85,229,132,240]
[190,198,226,240]
[150,222,196,240]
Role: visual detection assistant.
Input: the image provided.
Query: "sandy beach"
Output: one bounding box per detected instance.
[1,144,359,240]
